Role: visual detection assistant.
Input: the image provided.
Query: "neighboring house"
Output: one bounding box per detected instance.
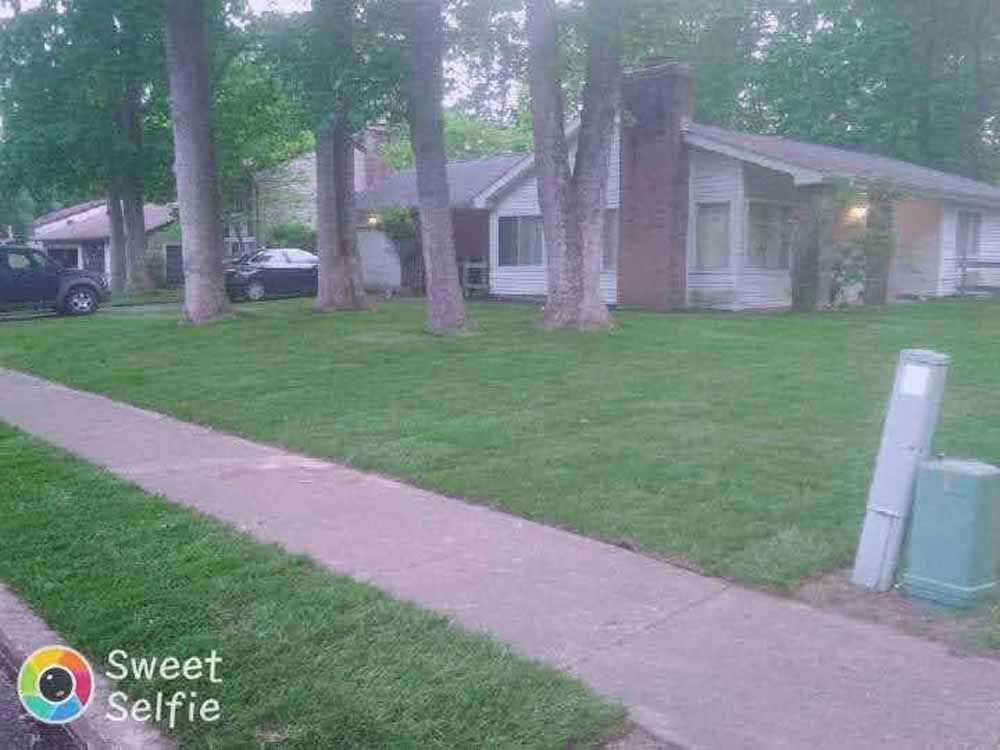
[354,154,524,291]
[31,201,178,285]
[251,126,520,293]
[468,61,1000,310]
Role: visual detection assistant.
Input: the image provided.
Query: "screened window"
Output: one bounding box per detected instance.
[694,203,730,269]
[956,210,982,259]
[499,216,545,266]
[602,209,619,271]
[747,202,793,270]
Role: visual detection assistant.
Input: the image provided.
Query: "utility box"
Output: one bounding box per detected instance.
[901,459,1000,609]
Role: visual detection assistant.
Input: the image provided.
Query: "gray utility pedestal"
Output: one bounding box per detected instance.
[852,349,951,591]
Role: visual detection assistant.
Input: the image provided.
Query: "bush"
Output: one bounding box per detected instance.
[264,221,316,252]
[378,206,418,258]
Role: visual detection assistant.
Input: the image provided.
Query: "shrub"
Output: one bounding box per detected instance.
[264,221,316,252]
[378,206,418,257]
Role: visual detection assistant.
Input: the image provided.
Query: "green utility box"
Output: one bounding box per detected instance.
[901,459,1000,609]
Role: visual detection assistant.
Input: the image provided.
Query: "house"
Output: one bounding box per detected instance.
[354,154,524,291]
[31,201,179,285]
[467,60,1000,310]
[252,128,522,293]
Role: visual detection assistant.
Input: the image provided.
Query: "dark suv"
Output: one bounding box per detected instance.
[0,245,110,315]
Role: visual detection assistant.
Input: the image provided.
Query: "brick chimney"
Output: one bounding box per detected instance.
[617,59,694,310]
[362,126,392,189]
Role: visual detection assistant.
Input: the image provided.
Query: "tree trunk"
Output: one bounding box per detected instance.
[115,18,154,294]
[315,127,369,310]
[401,0,471,335]
[791,186,824,311]
[528,0,617,330]
[106,193,126,294]
[164,0,229,324]
[123,196,154,292]
[569,0,619,329]
[527,0,575,326]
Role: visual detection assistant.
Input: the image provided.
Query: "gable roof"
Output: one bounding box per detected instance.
[685,122,1000,207]
[31,200,106,229]
[356,154,526,211]
[32,201,176,243]
[472,120,1000,209]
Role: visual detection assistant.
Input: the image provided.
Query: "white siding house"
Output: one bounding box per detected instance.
[475,118,1000,311]
[937,205,1000,295]
[487,131,621,304]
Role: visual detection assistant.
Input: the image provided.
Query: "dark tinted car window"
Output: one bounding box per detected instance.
[4,250,40,270]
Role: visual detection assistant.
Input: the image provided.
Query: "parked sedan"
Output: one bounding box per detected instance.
[225,248,319,301]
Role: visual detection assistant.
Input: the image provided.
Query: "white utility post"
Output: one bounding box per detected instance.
[851,349,951,592]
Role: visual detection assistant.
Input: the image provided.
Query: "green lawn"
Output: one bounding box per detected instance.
[0,425,622,748]
[108,288,182,307]
[1,297,998,588]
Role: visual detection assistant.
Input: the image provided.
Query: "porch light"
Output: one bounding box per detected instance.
[367,214,380,227]
[847,204,870,223]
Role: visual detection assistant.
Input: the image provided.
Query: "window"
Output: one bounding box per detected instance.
[603,210,619,271]
[284,249,318,266]
[499,216,545,266]
[694,203,730,269]
[4,250,47,270]
[4,251,33,270]
[747,202,793,270]
[956,210,982,259]
[48,247,78,269]
[229,239,257,257]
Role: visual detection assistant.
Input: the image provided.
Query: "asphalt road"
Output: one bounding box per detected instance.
[0,653,78,750]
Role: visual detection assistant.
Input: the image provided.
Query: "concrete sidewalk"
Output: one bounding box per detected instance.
[1,368,998,749]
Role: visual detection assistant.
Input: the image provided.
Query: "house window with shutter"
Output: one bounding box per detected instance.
[694,202,730,270]
[499,216,545,266]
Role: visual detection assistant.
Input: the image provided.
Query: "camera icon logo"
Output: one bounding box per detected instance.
[18,645,94,724]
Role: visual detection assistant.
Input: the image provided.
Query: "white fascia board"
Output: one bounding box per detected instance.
[471,121,585,209]
[470,152,538,209]
[683,133,827,186]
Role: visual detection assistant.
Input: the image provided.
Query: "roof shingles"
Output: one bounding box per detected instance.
[686,122,1000,206]
[356,154,526,211]
[32,202,176,243]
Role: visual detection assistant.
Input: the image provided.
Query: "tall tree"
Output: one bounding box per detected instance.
[753,0,1000,180]
[165,0,229,323]
[527,0,620,330]
[261,3,403,312]
[117,71,154,292]
[312,0,368,311]
[0,0,169,290]
[400,0,470,334]
[107,195,127,293]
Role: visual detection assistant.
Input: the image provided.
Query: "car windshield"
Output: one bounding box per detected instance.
[238,251,268,265]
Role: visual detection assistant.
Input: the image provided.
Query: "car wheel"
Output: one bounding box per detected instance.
[62,286,98,316]
[246,282,266,301]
